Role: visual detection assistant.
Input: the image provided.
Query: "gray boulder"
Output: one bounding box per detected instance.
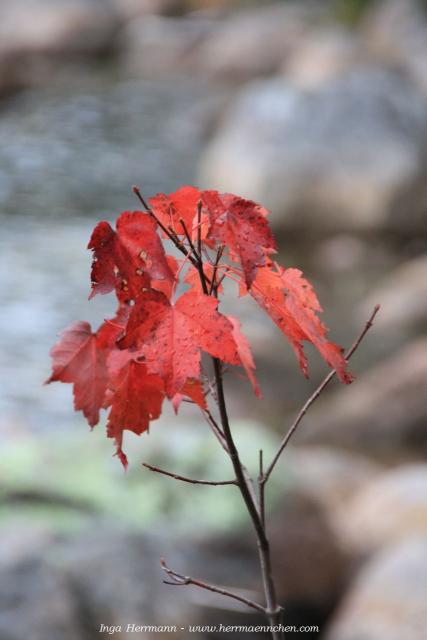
[120,13,215,78]
[193,486,349,613]
[282,27,364,89]
[337,464,427,557]
[360,254,427,339]
[326,536,427,640]
[0,525,190,640]
[112,0,183,21]
[363,0,427,97]
[0,557,81,640]
[283,446,383,532]
[51,527,191,635]
[199,69,427,232]
[0,0,120,57]
[195,3,323,81]
[0,0,121,93]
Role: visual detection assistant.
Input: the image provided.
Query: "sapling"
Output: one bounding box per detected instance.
[47,185,378,639]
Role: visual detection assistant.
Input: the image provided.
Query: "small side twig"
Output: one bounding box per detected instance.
[201,410,259,510]
[179,218,198,258]
[263,304,380,484]
[161,559,266,614]
[258,450,265,529]
[209,245,225,296]
[133,186,175,244]
[142,463,236,486]
[202,408,229,452]
[196,200,203,258]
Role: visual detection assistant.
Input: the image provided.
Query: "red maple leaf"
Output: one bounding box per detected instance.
[152,254,180,298]
[171,378,207,413]
[229,317,260,397]
[88,211,173,302]
[47,184,354,468]
[202,191,277,287]
[150,186,201,237]
[104,360,165,468]
[118,289,242,398]
[245,263,352,383]
[46,320,121,427]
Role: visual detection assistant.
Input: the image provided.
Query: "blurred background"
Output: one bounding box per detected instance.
[1,0,427,638]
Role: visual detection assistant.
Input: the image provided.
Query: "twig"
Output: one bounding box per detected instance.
[132,185,151,211]
[133,186,175,244]
[203,408,228,448]
[196,200,203,258]
[216,271,228,291]
[263,304,380,484]
[179,218,198,258]
[143,463,236,486]
[160,559,266,614]
[258,450,265,529]
[209,245,225,296]
[210,358,282,635]
[241,463,260,514]
[202,409,258,508]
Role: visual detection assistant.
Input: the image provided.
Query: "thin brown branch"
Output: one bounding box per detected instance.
[179,218,198,258]
[241,463,260,512]
[211,358,265,538]
[258,450,266,529]
[202,364,231,403]
[201,245,214,266]
[133,186,175,242]
[202,408,229,452]
[263,304,380,484]
[167,225,181,245]
[209,245,225,296]
[211,357,282,636]
[196,200,203,259]
[160,559,266,614]
[201,408,257,507]
[142,463,236,486]
[216,271,228,290]
[132,185,151,211]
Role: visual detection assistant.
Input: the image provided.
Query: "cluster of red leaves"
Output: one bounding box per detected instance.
[47,186,352,466]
